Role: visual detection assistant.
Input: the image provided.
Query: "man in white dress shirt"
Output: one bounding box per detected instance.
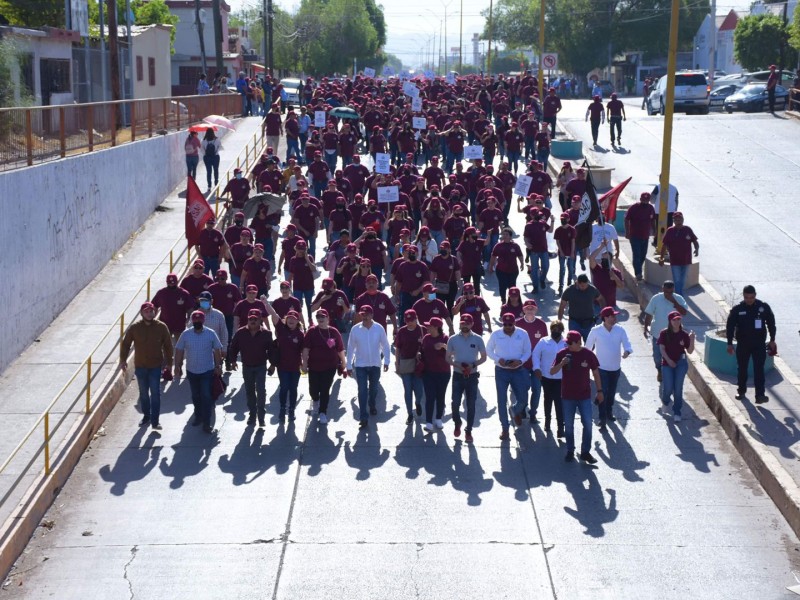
[585,306,632,430]
[346,305,391,427]
[487,313,532,440]
[532,320,568,438]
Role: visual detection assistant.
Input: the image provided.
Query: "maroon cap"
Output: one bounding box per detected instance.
[322,278,334,290]
[254,243,265,251]
[316,309,329,318]
[359,304,374,315]
[426,316,444,328]
[600,306,620,318]
[460,313,474,324]
[286,310,301,320]
[566,330,582,344]
[191,310,205,323]
[240,229,252,238]
[140,302,155,312]
[440,240,451,249]
[462,283,475,292]
[502,313,516,326]
[286,223,297,231]
[422,283,434,293]
[508,287,520,297]
[279,280,291,288]
[346,243,357,252]
[246,284,258,292]
[673,211,684,218]
[523,299,538,308]
[668,310,683,322]
[404,309,417,320]
[247,309,262,319]
[295,240,308,249]
[166,273,178,283]
[215,269,228,279]
[193,259,205,268]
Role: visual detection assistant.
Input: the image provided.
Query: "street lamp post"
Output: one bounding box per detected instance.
[459,0,463,73]
[538,0,545,99]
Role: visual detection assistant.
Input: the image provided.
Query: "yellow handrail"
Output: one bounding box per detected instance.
[0,120,267,495]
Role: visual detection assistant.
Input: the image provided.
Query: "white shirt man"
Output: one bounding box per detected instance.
[585,306,632,428]
[346,305,390,427]
[487,313,533,439]
[531,320,569,435]
[588,221,619,258]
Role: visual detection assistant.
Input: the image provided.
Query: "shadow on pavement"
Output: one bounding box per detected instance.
[158,422,217,489]
[666,416,720,473]
[98,428,162,496]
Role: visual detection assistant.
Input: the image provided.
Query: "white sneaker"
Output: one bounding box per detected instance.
[434,419,444,429]
[424,422,434,432]
[313,400,320,414]
[673,414,682,423]
[319,413,328,424]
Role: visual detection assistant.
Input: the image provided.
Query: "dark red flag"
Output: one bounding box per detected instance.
[599,177,632,224]
[185,176,214,247]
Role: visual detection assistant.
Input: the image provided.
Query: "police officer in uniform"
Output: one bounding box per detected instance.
[725,285,776,404]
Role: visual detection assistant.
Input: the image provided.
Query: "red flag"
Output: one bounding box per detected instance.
[185,176,214,247]
[599,177,631,224]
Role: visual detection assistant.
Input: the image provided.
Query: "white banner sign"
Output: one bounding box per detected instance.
[446,73,456,85]
[363,67,376,78]
[314,111,326,128]
[411,96,423,112]
[412,117,427,130]
[377,185,400,203]
[382,65,395,76]
[514,174,533,197]
[403,82,419,98]
[464,145,483,160]
[375,153,391,174]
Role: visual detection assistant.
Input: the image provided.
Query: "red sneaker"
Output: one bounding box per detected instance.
[499,429,510,440]
[464,431,473,443]
[454,425,461,437]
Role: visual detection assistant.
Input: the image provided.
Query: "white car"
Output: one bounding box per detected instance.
[280,78,302,105]
[647,71,710,115]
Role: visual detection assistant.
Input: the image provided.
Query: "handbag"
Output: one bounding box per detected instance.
[212,373,227,400]
[433,280,450,295]
[397,357,417,374]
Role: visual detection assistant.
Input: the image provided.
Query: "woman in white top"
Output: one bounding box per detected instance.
[556,161,576,212]
[184,130,201,180]
[201,128,222,191]
[415,226,438,265]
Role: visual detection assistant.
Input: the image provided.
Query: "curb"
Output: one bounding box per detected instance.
[614,248,800,541]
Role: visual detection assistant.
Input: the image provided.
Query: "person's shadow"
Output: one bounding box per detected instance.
[562,469,619,538]
[303,427,345,477]
[594,424,651,482]
[98,428,162,496]
[742,401,800,460]
[666,415,720,473]
[492,443,531,502]
[217,427,268,485]
[450,441,494,506]
[158,422,217,489]
[343,428,390,481]
[394,423,428,480]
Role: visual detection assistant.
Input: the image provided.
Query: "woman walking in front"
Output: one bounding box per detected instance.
[657,311,695,422]
[301,309,345,425]
[419,317,450,432]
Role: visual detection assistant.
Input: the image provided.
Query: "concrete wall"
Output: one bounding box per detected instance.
[0,131,188,373]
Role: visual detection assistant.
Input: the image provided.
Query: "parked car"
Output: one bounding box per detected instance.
[723,83,790,113]
[746,70,795,86]
[647,71,710,115]
[709,83,743,110]
[279,78,302,105]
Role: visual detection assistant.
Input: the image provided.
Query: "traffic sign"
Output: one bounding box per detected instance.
[542,53,558,70]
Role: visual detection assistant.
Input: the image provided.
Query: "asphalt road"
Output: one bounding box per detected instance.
[557,98,800,374]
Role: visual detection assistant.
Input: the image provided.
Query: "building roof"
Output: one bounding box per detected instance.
[165,0,231,12]
[118,24,173,37]
[718,10,738,32]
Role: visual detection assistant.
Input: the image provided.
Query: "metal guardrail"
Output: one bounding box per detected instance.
[0,93,243,172]
[0,122,267,510]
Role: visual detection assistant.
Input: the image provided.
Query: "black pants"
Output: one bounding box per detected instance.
[590,118,601,143]
[496,269,518,304]
[736,340,767,396]
[541,377,564,430]
[464,273,481,292]
[309,368,337,413]
[768,87,776,112]
[609,116,622,141]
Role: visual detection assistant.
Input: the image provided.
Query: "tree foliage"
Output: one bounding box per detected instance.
[0,0,64,28]
[734,14,788,71]
[789,5,800,54]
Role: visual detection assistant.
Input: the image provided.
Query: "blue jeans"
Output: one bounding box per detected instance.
[598,368,620,421]
[651,336,662,370]
[630,237,648,278]
[401,373,425,415]
[399,292,420,326]
[568,318,594,342]
[558,255,576,288]
[356,366,381,420]
[507,150,521,173]
[324,151,338,173]
[224,314,234,346]
[495,367,530,429]
[524,136,535,159]
[661,357,688,416]
[135,367,161,424]
[187,369,215,427]
[527,370,542,418]
[496,269,518,304]
[563,398,593,454]
[203,154,220,188]
[482,233,499,262]
[278,370,300,413]
[186,155,199,179]
[671,264,689,297]
[423,371,450,422]
[451,372,478,431]
[292,289,314,315]
[202,255,220,276]
[536,147,550,166]
[286,137,301,162]
[530,251,550,288]
[242,364,267,418]
[430,230,444,246]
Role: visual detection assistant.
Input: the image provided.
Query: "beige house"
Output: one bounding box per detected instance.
[122,25,173,99]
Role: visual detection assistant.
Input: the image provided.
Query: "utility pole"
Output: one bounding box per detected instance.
[212,0,224,76]
[194,0,208,76]
[538,0,545,99]
[267,0,274,76]
[459,0,463,73]
[108,0,121,102]
[438,19,443,74]
[99,0,108,101]
[487,0,493,75]
[125,0,132,101]
[707,0,716,90]
[443,6,448,75]
[261,1,267,73]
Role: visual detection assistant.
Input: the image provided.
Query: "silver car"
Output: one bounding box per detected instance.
[647,71,710,115]
[280,78,302,105]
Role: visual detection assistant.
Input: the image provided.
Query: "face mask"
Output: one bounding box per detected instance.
[426,293,435,301]
[367,233,376,240]
[199,300,211,310]
[369,206,376,212]
[236,174,243,180]
[408,255,417,261]
[192,322,204,331]
[235,220,244,226]
[439,249,448,256]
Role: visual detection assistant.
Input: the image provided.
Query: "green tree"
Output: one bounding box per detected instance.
[0,0,64,27]
[734,14,788,71]
[133,0,178,53]
[789,4,800,54]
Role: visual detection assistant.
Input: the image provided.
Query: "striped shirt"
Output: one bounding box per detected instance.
[176,327,223,374]
[202,308,229,348]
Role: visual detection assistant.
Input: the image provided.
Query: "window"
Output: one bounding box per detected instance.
[179,66,204,86]
[136,56,143,81]
[148,57,155,86]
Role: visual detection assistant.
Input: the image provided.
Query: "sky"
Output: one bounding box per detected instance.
[226,0,758,70]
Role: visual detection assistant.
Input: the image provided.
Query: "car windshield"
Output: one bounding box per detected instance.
[740,83,766,95]
[675,74,707,86]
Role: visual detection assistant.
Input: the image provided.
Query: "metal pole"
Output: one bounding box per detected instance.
[212,0,224,76]
[99,0,108,101]
[267,0,274,76]
[438,20,442,75]
[444,7,448,75]
[656,0,681,256]
[459,0,463,73]
[262,2,267,69]
[194,0,207,76]
[125,0,132,101]
[708,0,716,90]
[487,0,493,76]
[538,0,545,99]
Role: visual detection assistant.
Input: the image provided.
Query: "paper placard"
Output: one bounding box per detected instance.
[403,82,419,98]
[411,96,423,112]
[382,65,395,76]
[424,70,434,79]
[464,145,483,159]
[363,67,376,78]
[412,116,427,130]
[314,111,326,128]
[446,73,456,84]
[514,174,532,197]
[377,185,399,203]
[375,153,391,174]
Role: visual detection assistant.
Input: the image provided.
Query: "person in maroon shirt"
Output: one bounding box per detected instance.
[585,95,605,146]
[504,121,524,174]
[369,126,387,158]
[321,123,340,173]
[208,269,241,343]
[152,273,193,339]
[657,311,695,421]
[606,93,626,145]
[478,196,504,259]
[395,309,425,423]
[344,156,370,196]
[311,278,350,331]
[301,309,346,424]
[195,218,226,276]
[233,285,269,331]
[589,248,624,308]
[353,274,397,333]
[419,317,451,431]
[500,287,524,319]
[240,244,272,297]
[413,282,453,335]
[335,243,360,300]
[269,281,305,325]
[422,157,445,190]
[395,246,431,325]
[554,213,577,294]
[221,168,251,209]
[287,240,318,320]
[277,225,304,277]
[565,169,587,206]
[262,103,283,150]
[257,161,283,195]
[249,203,275,257]
[456,227,487,290]
[520,113,539,161]
[429,241,462,312]
[625,192,656,280]
[550,330,603,464]
[766,64,780,113]
[226,310,275,427]
[516,299,549,421]
[349,261,373,303]
[489,228,525,304]
[440,121,466,174]
[443,206,469,247]
[356,226,388,282]
[535,127,551,166]
[523,209,553,294]
[273,311,305,422]
[307,151,332,198]
[527,162,553,201]
[452,283,492,335]
[542,87,562,137]
[338,123,358,168]
[292,195,322,258]
[227,229,255,287]
[224,211,252,248]
[181,259,214,298]
[328,198,352,243]
[657,212,698,297]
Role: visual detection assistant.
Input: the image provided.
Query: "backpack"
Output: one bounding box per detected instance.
[205,141,217,158]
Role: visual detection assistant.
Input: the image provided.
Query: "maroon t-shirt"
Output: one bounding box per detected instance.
[208,282,241,316]
[222,179,251,207]
[328,208,352,232]
[516,316,548,369]
[280,235,305,260]
[479,208,503,234]
[303,326,344,371]
[606,99,624,117]
[591,264,622,308]
[264,112,282,136]
[662,226,697,266]
[288,255,316,291]
[349,273,369,299]
[152,286,193,333]
[421,333,450,372]
[272,295,302,319]
[307,160,330,182]
[587,102,604,120]
[258,169,282,194]
[412,298,449,326]
[504,130,524,153]
[446,130,466,154]
[430,255,460,283]
[395,324,424,359]
[542,95,562,118]
[358,238,386,266]
[565,178,586,201]
[241,257,271,290]
[293,204,321,238]
[422,166,445,190]
[656,328,692,366]
[180,273,213,298]
[339,132,358,157]
[275,321,304,371]
[224,225,253,248]
[457,297,490,335]
[354,291,396,328]
[491,241,523,273]
[456,240,484,277]
[344,163,370,192]
[395,259,431,293]
[554,225,576,256]
[625,202,656,240]
[443,216,468,242]
[233,298,268,323]
[312,290,349,320]
[229,242,254,277]
[524,221,549,253]
[554,347,599,400]
[198,228,225,256]
[529,172,552,196]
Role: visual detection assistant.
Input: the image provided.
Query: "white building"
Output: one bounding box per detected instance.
[693,10,742,75]
[122,25,173,99]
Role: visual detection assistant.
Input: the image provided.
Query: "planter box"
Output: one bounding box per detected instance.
[587,165,614,190]
[612,205,629,234]
[704,331,774,376]
[644,257,699,290]
[550,139,583,159]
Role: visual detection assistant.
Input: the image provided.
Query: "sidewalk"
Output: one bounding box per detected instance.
[0,116,265,529]
[549,110,800,537]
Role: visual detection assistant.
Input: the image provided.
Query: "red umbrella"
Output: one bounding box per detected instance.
[188,124,217,132]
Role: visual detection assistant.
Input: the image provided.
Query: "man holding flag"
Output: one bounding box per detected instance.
[186,176,217,261]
